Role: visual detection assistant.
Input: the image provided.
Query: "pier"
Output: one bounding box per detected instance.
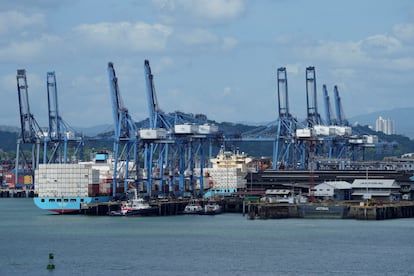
[245,200,414,220]
[0,189,35,198]
[81,197,246,216]
[349,202,414,220]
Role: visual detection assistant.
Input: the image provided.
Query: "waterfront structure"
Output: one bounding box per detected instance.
[314,181,352,201]
[351,179,400,201]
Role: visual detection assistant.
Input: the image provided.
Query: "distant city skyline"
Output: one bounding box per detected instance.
[1,1,414,128]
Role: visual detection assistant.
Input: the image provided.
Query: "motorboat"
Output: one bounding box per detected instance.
[116,189,158,216]
[203,199,222,215]
[183,199,203,214]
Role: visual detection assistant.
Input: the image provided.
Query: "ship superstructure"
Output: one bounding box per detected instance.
[200,147,252,197]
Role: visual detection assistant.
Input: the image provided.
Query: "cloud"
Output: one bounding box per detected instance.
[392,23,414,42]
[222,37,238,50]
[360,34,402,58]
[188,0,245,21]
[0,34,63,63]
[223,86,232,96]
[73,21,173,52]
[175,28,237,50]
[177,28,218,46]
[152,0,246,25]
[0,11,45,36]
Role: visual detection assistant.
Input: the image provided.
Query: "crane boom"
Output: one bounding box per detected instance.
[108,62,136,138]
[16,69,43,143]
[144,60,159,128]
[46,72,62,141]
[322,84,335,125]
[333,85,348,126]
[277,67,290,118]
[305,66,322,127]
[143,60,173,129]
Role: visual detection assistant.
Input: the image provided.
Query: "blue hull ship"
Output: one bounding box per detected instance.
[33,152,115,214]
[34,196,112,214]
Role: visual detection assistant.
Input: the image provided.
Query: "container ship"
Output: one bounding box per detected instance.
[33,152,114,213]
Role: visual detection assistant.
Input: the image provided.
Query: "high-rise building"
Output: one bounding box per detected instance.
[375,116,395,135]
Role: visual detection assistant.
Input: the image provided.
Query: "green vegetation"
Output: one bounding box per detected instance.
[1,122,414,163]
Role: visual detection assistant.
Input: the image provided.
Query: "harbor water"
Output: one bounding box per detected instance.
[1,198,414,275]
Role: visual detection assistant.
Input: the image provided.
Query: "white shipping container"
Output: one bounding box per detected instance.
[364,135,378,144]
[197,124,218,134]
[296,128,312,138]
[174,124,198,134]
[334,126,352,136]
[313,125,331,136]
[139,128,167,139]
[349,138,364,144]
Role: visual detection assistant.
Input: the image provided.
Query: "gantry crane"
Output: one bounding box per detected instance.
[15,69,44,187]
[143,60,218,197]
[142,59,173,196]
[108,62,138,197]
[305,67,322,127]
[273,67,303,169]
[295,67,326,169]
[45,72,83,164]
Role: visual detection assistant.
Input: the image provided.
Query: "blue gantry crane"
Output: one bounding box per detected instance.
[305,66,323,127]
[107,62,138,197]
[273,67,304,169]
[142,60,218,197]
[45,71,83,164]
[142,59,172,196]
[15,69,44,187]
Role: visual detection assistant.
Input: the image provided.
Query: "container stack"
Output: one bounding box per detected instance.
[35,164,100,197]
[196,168,247,190]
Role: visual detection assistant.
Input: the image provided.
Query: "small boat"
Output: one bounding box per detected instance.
[115,189,158,216]
[183,199,203,214]
[202,199,222,215]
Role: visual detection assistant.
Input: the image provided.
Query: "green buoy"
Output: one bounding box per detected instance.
[47,253,55,270]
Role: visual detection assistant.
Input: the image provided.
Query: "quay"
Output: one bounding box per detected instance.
[79,196,414,220]
[0,189,35,198]
[81,197,246,216]
[245,200,414,220]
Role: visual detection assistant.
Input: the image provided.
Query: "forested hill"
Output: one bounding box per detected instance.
[1,122,414,159]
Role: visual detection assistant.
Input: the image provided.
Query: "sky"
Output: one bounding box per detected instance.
[1,0,414,129]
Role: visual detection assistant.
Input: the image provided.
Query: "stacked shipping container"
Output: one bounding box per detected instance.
[35,164,101,197]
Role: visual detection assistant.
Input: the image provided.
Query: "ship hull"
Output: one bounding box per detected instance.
[34,196,112,214]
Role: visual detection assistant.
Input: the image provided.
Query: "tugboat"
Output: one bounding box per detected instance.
[111,189,158,216]
[202,199,222,215]
[183,199,203,214]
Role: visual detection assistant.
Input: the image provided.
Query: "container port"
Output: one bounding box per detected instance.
[2,62,413,221]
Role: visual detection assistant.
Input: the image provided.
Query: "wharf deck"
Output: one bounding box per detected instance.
[82,197,246,216]
[80,197,414,220]
[245,201,414,220]
[0,189,35,198]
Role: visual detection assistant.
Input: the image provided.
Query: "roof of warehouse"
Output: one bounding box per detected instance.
[352,179,400,189]
[318,181,352,190]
